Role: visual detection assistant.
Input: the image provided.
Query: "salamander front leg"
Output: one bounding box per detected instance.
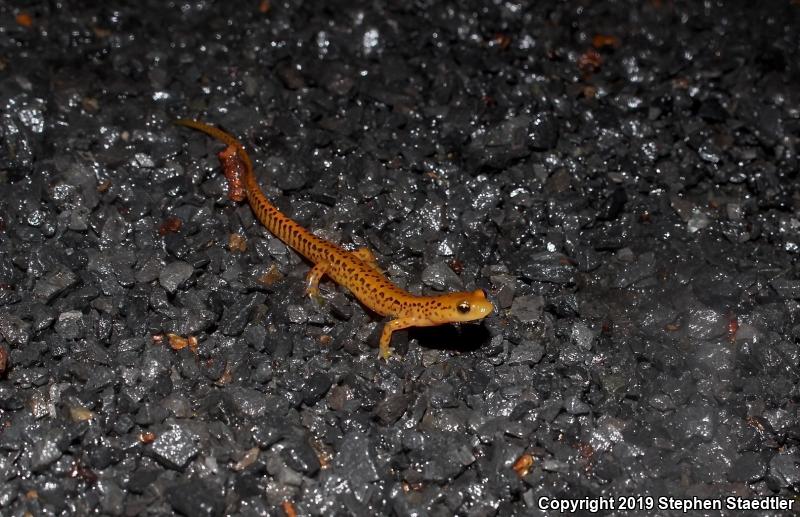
[305,261,330,303]
[378,318,415,361]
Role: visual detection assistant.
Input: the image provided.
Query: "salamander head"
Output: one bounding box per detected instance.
[433,289,494,324]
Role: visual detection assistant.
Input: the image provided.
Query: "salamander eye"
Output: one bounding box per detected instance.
[457,301,471,314]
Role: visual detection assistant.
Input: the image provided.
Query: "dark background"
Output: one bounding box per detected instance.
[0,1,798,515]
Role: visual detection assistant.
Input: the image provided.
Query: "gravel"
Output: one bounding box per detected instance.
[0,0,798,515]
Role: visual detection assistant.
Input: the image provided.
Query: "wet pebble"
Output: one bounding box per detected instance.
[421,261,464,291]
[220,293,265,335]
[166,479,225,517]
[32,270,78,303]
[30,428,66,472]
[508,340,544,365]
[158,261,193,294]
[727,452,767,483]
[334,432,380,501]
[149,425,200,470]
[509,295,544,324]
[302,372,332,406]
[0,313,30,346]
[54,310,84,339]
[281,439,321,476]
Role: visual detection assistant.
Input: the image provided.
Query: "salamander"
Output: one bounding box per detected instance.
[176,119,494,360]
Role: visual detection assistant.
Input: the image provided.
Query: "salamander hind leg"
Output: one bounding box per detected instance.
[378,318,415,361]
[305,261,330,303]
[352,247,381,270]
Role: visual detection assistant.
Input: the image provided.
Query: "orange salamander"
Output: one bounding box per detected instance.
[176,119,494,360]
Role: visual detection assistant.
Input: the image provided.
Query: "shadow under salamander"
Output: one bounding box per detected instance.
[370,320,490,356]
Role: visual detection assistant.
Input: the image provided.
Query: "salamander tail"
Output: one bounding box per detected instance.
[175,119,254,173]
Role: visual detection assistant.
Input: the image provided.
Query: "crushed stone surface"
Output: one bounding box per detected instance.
[0,1,798,515]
